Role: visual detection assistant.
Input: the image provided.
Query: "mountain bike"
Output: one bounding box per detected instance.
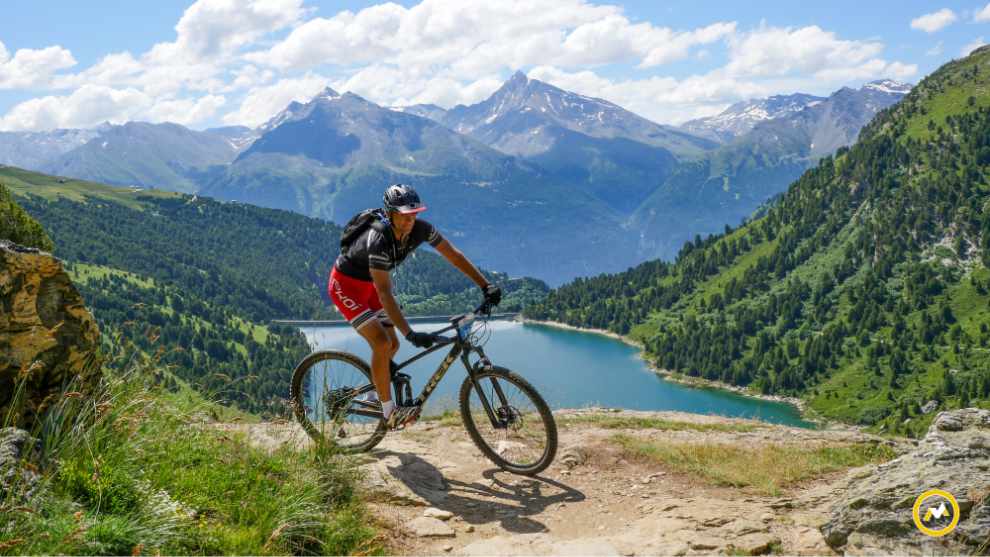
[289,304,557,476]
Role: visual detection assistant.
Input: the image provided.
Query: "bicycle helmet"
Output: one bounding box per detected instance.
[383,183,426,214]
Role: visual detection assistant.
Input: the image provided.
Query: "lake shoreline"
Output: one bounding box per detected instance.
[517,317,823,424]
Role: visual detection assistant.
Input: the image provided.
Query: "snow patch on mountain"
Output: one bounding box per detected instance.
[680,93,826,143]
[863,80,912,95]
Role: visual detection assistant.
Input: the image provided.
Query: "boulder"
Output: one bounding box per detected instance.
[0,427,41,501]
[423,507,454,520]
[406,516,455,538]
[821,408,990,555]
[0,240,103,430]
[559,445,589,468]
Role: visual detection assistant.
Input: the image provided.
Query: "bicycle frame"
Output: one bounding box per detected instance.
[344,312,511,429]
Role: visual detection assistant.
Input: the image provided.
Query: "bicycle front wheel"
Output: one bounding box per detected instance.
[459,365,557,475]
[290,350,386,452]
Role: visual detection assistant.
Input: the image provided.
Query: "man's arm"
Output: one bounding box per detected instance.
[370,268,413,336]
[434,239,488,288]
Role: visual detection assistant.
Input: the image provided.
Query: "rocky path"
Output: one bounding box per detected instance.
[217,409,909,556]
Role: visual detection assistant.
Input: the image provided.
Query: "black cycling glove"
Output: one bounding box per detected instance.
[482,283,502,307]
[405,330,436,348]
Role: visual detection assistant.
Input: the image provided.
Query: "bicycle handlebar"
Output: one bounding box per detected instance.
[429,302,493,344]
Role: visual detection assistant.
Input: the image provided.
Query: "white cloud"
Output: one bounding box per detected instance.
[0,40,76,89]
[0,0,923,130]
[332,65,503,109]
[21,0,303,120]
[726,25,881,77]
[143,94,226,126]
[926,41,944,57]
[813,59,917,83]
[527,65,771,125]
[723,25,916,86]
[149,0,305,64]
[0,85,226,131]
[910,9,957,33]
[977,3,990,22]
[0,85,150,130]
[246,0,733,74]
[962,37,987,57]
[221,73,331,127]
[52,52,144,89]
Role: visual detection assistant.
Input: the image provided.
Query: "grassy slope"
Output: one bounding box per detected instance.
[0,164,177,210]
[1,362,379,556]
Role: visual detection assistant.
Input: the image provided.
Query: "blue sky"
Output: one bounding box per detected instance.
[1,0,987,131]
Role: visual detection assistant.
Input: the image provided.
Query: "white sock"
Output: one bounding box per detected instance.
[364,390,379,402]
[382,400,395,419]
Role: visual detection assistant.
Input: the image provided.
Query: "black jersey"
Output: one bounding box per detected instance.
[335,219,444,281]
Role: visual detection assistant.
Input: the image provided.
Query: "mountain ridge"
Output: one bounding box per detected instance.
[630,78,912,262]
[524,46,990,437]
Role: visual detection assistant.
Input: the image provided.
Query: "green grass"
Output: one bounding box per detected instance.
[231,314,271,345]
[692,233,780,310]
[560,414,762,433]
[0,355,381,556]
[809,264,990,434]
[67,262,156,290]
[420,408,461,427]
[1,165,178,211]
[611,434,897,496]
[904,54,990,141]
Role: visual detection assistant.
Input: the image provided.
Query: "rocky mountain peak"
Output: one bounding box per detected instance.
[315,86,341,101]
[506,70,528,88]
[863,79,913,95]
[680,92,827,143]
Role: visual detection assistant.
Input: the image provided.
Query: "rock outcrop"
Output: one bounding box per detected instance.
[0,240,102,430]
[822,408,990,554]
[0,427,41,501]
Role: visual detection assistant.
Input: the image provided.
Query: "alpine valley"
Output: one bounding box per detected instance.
[0,166,548,414]
[525,46,990,437]
[0,74,909,285]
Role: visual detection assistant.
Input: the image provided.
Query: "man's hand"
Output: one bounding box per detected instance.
[482,283,502,308]
[405,330,437,348]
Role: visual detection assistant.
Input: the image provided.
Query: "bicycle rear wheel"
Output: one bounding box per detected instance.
[290,350,386,452]
[459,365,557,475]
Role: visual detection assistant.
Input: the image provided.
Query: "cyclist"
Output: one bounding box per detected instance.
[328,184,502,429]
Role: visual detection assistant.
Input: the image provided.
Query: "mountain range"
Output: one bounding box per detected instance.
[680,93,827,143]
[200,86,633,283]
[0,123,253,193]
[631,79,911,261]
[525,45,990,435]
[0,75,910,284]
[398,71,715,213]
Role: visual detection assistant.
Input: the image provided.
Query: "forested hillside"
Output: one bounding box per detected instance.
[3,167,546,415]
[526,47,990,436]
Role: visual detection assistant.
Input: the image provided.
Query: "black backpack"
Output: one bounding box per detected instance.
[339,208,391,253]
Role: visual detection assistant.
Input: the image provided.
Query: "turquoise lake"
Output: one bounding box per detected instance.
[300,319,814,428]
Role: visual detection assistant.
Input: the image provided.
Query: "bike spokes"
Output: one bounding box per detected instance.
[301,356,381,449]
[464,374,550,469]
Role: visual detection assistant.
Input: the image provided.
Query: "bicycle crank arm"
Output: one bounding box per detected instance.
[348,408,384,419]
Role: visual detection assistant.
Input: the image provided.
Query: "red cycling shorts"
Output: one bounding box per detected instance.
[328,266,393,329]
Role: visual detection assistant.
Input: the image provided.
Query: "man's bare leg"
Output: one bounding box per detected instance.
[355,318,399,405]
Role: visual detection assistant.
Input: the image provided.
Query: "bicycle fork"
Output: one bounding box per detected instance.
[463,346,513,430]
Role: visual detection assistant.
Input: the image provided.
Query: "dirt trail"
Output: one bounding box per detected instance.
[217,409,911,556]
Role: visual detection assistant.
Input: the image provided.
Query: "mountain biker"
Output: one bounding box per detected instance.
[328,184,502,429]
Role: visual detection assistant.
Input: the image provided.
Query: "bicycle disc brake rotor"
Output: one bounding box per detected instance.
[496,405,522,429]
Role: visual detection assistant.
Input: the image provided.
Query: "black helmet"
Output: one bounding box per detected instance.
[383,183,426,214]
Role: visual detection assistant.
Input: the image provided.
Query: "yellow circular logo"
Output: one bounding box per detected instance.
[912,489,959,537]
